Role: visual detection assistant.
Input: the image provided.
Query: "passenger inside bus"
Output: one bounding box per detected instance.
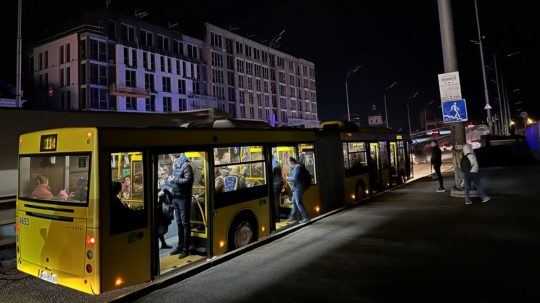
[121,176,131,200]
[31,175,53,200]
[110,181,136,233]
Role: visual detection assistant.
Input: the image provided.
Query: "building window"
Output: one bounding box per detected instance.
[176,60,181,75]
[167,58,172,73]
[145,74,155,91]
[178,79,186,94]
[140,30,153,48]
[163,96,172,112]
[38,53,43,71]
[179,98,187,111]
[160,56,165,72]
[162,77,171,92]
[126,97,137,110]
[150,54,155,71]
[126,70,136,88]
[182,61,187,78]
[66,67,70,86]
[60,45,65,64]
[131,49,137,67]
[228,87,236,102]
[145,95,156,112]
[123,47,129,66]
[44,51,48,68]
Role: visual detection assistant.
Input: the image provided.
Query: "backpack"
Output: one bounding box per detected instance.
[298,165,312,189]
[460,154,472,173]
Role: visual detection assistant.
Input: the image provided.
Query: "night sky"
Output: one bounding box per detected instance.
[1,1,538,131]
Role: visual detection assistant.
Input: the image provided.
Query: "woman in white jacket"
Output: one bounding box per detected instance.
[462,144,491,205]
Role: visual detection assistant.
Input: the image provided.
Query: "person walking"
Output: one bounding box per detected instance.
[462,144,491,205]
[287,157,309,224]
[167,154,194,258]
[430,140,446,192]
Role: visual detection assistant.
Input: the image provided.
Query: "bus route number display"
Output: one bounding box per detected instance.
[40,134,58,152]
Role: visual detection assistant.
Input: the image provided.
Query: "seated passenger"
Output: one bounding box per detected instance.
[215,169,226,193]
[121,176,131,200]
[229,165,246,189]
[32,175,53,200]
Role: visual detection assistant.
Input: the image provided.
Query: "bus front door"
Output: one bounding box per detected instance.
[153,151,210,276]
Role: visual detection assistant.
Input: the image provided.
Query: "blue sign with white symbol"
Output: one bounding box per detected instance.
[442,99,468,123]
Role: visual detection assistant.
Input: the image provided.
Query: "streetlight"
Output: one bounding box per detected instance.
[473,0,493,131]
[407,91,420,135]
[384,81,398,128]
[344,65,363,121]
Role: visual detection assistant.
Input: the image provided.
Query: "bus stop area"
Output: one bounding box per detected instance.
[2,164,540,302]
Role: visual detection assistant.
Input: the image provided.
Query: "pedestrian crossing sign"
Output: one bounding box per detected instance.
[442,99,468,123]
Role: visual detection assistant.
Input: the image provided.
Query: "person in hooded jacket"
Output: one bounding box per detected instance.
[462,144,491,205]
[166,154,194,258]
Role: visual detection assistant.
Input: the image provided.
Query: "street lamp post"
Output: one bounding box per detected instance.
[407,91,420,135]
[345,65,363,121]
[474,0,493,131]
[16,0,23,108]
[437,0,466,193]
[384,81,398,128]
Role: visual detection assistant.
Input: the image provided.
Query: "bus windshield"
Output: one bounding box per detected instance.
[18,154,90,204]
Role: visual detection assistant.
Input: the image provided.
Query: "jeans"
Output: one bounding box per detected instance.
[173,197,191,253]
[464,172,488,201]
[289,188,308,221]
[433,164,444,189]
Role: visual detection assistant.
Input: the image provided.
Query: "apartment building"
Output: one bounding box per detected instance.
[32,15,212,113]
[31,14,318,127]
[204,23,318,128]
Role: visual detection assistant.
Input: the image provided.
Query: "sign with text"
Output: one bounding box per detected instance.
[368,115,384,126]
[438,72,462,101]
[442,99,468,123]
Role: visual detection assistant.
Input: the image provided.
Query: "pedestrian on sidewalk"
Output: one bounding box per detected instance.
[430,140,446,192]
[461,144,491,205]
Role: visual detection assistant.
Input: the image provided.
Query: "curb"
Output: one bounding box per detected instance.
[110,177,427,302]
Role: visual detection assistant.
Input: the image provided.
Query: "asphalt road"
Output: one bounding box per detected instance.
[135,165,540,303]
[2,165,540,302]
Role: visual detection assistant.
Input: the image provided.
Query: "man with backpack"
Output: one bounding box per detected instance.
[287,157,310,223]
[461,144,490,205]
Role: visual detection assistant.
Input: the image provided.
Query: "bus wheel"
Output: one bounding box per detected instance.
[356,183,366,203]
[229,214,258,250]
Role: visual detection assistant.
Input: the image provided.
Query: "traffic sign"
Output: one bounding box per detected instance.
[442,99,468,123]
[438,72,462,101]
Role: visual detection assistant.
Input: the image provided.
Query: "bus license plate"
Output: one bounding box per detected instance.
[38,270,57,284]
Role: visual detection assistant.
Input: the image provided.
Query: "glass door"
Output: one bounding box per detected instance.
[154,151,209,275]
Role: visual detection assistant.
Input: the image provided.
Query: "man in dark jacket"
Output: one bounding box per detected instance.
[167,154,194,258]
[430,140,445,192]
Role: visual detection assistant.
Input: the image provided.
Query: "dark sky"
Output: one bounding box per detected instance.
[1,1,538,131]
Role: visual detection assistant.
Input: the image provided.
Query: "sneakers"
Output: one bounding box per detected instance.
[481,196,491,203]
[436,188,446,193]
[465,200,473,205]
[299,218,310,224]
[160,243,172,250]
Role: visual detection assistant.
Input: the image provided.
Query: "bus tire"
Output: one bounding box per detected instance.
[228,211,258,251]
[355,182,366,203]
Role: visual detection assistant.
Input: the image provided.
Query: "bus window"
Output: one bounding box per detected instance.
[342,143,350,169]
[379,141,389,169]
[214,146,266,193]
[18,154,90,204]
[390,142,398,175]
[110,152,145,233]
[298,144,317,184]
[345,142,368,176]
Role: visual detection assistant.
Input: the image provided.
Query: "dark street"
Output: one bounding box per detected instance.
[131,165,540,303]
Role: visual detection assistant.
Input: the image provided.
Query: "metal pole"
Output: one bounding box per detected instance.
[345,79,351,121]
[493,53,506,135]
[501,73,511,132]
[437,0,466,192]
[474,0,492,131]
[384,93,389,128]
[407,102,412,135]
[16,0,23,108]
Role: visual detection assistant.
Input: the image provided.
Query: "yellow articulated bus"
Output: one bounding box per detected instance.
[16,126,409,295]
